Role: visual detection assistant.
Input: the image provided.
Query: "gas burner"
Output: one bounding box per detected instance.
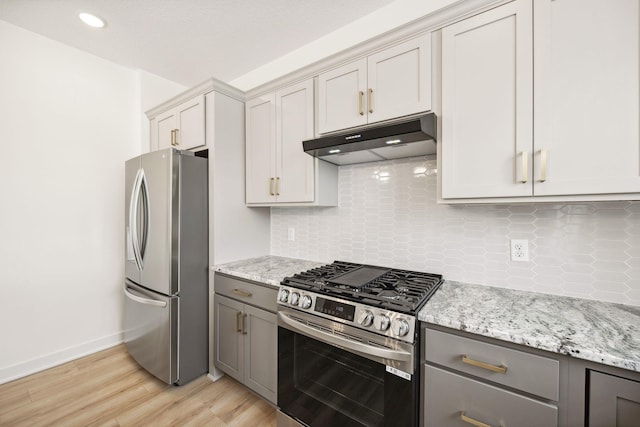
[282,261,443,315]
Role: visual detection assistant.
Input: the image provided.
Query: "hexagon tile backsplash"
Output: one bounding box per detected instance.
[271,156,640,306]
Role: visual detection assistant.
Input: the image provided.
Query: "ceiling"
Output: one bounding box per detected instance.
[0,0,399,90]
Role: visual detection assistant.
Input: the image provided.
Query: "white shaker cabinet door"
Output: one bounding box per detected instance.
[276,79,315,203]
[441,0,533,199]
[533,0,640,196]
[175,94,205,151]
[317,58,368,134]
[245,93,277,204]
[367,34,431,125]
[156,109,177,151]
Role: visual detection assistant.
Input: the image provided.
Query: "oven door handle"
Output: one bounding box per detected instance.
[278,311,412,363]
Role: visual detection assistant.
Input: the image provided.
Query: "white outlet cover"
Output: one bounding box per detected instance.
[510,239,529,262]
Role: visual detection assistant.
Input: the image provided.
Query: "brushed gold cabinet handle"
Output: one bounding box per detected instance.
[460,412,492,427]
[358,91,364,116]
[242,314,247,335]
[520,151,528,183]
[171,129,179,146]
[461,355,507,374]
[236,311,242,333]
[539,149,547,182]
[368,88,373,114]
[269,177,275,196]
[276,177,280,196]
[232,288,253,298]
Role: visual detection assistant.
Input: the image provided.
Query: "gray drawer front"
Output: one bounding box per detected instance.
[424,365,558,427]
[214,273,277,312]
[424,328,559,401]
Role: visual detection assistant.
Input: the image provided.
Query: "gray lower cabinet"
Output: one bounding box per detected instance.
[424,365,558,427]
[588,370,640,427]
[422,325,563,427]
[213,273,277,404]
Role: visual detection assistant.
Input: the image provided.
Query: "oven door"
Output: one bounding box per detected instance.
[277,307,418,427]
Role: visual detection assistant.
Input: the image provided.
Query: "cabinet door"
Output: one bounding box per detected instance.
[441,0,533,199]
[276,79,315,203]
[533,0,640,196]
[367,35,431,124]
[156,109,177,151]
[317,58,367,133]
[213,294,244,383]
[246,93,277,204]
[424,365,558,427]
[244,304,277,404]
[589,371,640,427]
[175,94,206,150]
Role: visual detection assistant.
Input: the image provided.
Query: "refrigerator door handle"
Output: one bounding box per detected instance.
[124,284,167,308]
[129,169,144,270]
[139,170,150,264]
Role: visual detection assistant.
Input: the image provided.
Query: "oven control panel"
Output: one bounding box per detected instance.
[277,286,416,343]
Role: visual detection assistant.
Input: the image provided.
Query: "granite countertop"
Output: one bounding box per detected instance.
[419,280,640,372]
[214,256,640,373]
[213,255,326,288]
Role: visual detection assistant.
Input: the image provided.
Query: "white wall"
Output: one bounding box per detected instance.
[0,20,181,383]
[271,157,640,307]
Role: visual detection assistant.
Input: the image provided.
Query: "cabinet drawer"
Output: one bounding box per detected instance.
[214,273,277,312]
[424,328,559,400]
[424,365,558,427]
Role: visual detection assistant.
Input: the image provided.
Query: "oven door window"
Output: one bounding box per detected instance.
[278,327,416,427]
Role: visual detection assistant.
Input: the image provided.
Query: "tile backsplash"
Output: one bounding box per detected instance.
[271,156,640,306]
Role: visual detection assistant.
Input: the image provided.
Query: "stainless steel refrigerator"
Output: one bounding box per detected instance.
[123,148,208,385]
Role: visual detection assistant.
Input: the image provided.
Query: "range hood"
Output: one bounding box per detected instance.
[303,113,437,166]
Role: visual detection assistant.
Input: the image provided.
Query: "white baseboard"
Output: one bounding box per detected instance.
[0,332,123,384]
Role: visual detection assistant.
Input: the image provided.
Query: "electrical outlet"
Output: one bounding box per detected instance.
[287,228,295,241]
[510,239,529,262]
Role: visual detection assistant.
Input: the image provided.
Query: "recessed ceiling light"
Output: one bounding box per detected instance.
[78,12,106,28]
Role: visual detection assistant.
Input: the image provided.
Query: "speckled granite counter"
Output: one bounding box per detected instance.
[213,255,326,288]
[419,281,640,372]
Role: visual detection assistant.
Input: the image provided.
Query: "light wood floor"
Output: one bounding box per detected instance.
[0,345,276,426]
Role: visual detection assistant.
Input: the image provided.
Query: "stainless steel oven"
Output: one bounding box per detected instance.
[277,306,418,427]
[275,261,443,427]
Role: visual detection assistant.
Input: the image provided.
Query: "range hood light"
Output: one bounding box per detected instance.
[328,149,341,154]
[386,139,402,145]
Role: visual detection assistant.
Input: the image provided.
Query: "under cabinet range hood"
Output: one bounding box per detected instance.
[303,113,437,165]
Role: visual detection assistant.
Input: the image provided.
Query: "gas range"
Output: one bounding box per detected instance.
[277,261,443,344]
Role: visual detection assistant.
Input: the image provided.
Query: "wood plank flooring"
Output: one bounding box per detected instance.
[0,345,276,426]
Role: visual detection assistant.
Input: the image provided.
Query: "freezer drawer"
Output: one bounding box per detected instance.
[123,279,178,384]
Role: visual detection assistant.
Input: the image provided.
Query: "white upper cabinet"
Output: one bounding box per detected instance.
[441,0,532,199]
[441,0,640,201]
[245,93,276,204]
[318,35,431,134]
[245,80,338,206]
[153,95,206,151]
[533,0,640,196]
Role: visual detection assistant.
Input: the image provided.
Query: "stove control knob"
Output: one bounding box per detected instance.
[357,310,374,327]
[374,314,390,331]
[300,295,312,309]
[289,292,300,306]
[391,318,410,337]
[278,289,289,303]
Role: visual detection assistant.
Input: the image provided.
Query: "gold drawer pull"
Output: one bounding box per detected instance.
[232,289,253,298]
[462,355,507,374]
[368,88,374,113]
[242,313,247,335]
[520,151,528,183]
[539,148,548,182]
[460,412,492,427]
[269,177,275,196]
[236,311,242,333]
[358,91,364,115]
